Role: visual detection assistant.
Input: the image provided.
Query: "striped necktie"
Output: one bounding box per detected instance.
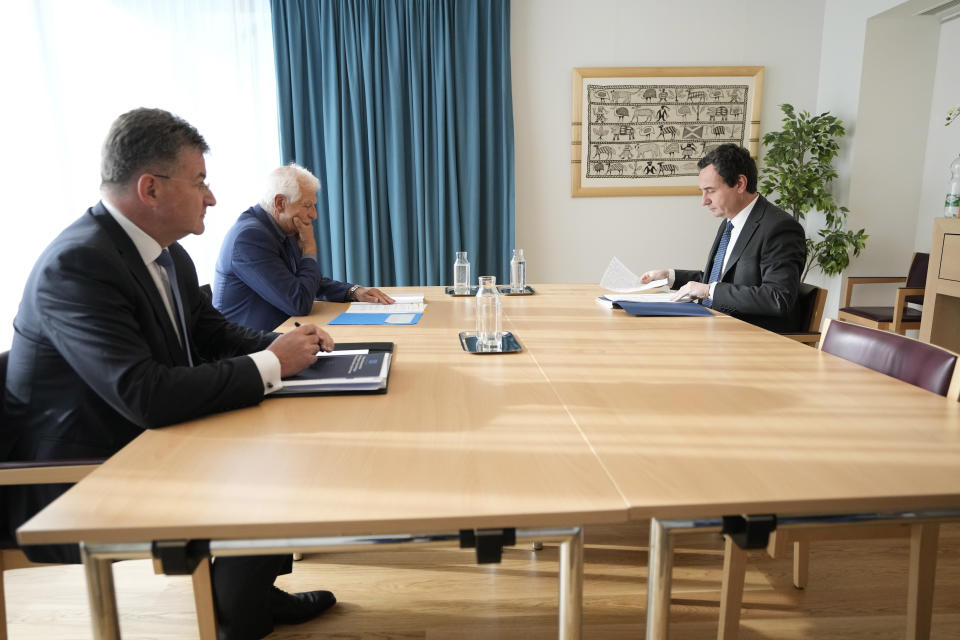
[702,220,733,308]
[155,249,194,366]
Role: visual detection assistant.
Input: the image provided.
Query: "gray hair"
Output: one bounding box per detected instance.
[260,163,321,212]
[101,108,209,190]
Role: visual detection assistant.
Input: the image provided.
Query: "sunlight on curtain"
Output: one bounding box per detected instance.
[0,0,280,349]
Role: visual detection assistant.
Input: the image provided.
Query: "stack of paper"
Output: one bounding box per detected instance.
[330,293,426,325]
[596,292,677,308]
[599,256,669,293]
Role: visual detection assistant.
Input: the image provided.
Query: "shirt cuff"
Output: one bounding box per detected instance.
[302,253,317,262]
[709,281,718,298]
[249,349,283,395]
[667,269,676,287]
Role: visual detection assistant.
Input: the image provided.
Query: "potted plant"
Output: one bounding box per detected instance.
[760,104,868,280]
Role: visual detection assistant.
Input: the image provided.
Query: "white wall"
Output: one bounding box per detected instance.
[916,15,960,251]
[811,0,939,315]
[511,0,827,284]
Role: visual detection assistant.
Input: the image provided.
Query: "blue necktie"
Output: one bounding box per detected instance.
[155,249,194,366]
[702,221,733,308]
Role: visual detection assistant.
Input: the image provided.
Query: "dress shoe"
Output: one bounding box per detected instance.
[269,585,337,625]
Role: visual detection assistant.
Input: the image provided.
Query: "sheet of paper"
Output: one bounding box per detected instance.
[596,292,678,308]
[348,302,426,314]
[599,256,668,293]
[606,293,678,303]
[316,349,369,357]
[385,314,416,324]
[387,294,424,304]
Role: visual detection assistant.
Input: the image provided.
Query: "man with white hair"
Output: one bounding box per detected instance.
[214,164,393,330]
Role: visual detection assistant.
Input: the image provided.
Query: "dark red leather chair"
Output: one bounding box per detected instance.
[719,320,959,640]
[838,252,928,335]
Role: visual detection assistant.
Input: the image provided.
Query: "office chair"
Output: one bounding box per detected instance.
[838,252,928,335]
[718,320,959,640]
[779,282,828,347]
[0,350,217,640]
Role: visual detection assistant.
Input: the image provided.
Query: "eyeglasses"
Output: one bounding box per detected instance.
[153,174,212,192]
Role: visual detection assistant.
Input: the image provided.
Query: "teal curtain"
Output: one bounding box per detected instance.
[270,0,514,287]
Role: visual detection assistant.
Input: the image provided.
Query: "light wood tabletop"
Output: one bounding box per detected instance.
[19,283,960,541]
[18,286,628,547]
[506,284,960,520]
[17,283,960,640]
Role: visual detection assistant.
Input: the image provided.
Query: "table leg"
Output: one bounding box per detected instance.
[906,523,939,640]
[80,543,121,640]
[646,518,674,640]
[558,527,583,640]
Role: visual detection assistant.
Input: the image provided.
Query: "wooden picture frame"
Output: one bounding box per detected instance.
[571,66,764,197]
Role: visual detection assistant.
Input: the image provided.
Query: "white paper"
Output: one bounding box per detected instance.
[316,349,369,357]
[385,313,416,323]
[598,292,678,306]
[599,257,668,293]
[385,294,424,304]
[348,302,426,314]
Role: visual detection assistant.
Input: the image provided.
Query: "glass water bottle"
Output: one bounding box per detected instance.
[453,251,470,294]
[510,248,526,293]
[475,275,502,352]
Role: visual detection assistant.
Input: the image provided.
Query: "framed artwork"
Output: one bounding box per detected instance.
[571,66,764,197]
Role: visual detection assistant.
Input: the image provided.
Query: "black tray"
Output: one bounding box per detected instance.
[458,331,523,354]
[444,286,479,296]
[498,285,536,296]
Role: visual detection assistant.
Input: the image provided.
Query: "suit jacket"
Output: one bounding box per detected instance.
[674,195,806,333]
[1,202,275,560]
[213,205,353,331]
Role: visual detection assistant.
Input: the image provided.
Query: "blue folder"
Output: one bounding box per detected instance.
[614,301,714,317]
[329,312,423,325]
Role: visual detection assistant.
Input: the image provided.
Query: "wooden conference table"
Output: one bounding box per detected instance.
[18,284,960,640]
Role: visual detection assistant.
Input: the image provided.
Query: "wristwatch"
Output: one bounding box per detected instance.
[347,284,361,301]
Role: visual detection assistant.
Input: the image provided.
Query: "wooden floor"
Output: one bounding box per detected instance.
[4,522,959,639]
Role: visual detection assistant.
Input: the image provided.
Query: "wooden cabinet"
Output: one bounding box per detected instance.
[920,217,960,351]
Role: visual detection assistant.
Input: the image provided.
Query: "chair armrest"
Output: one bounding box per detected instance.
[842,276,907,307]
[0,459,104,485]
[891,287,925,334]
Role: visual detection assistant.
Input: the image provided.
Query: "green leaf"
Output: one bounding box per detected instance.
[759,103,867,278]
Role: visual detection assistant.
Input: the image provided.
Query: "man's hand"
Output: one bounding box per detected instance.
[267,323,334,377]
[670,281,710,302]
[640,269,670,284]
[353,287,395,304]
[294,216,317,256]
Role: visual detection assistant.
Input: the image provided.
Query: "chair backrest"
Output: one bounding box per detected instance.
[905,252,929,305]
[820,319,959,398]
[796,283,828,333]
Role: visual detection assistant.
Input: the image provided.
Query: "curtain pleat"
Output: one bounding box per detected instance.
[270,0,514,286]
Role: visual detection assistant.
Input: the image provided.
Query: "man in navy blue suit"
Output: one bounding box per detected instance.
[214,164,393,331]
[2,108,339,640]
[641,144,806,333]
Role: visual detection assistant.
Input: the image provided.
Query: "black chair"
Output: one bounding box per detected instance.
[0,351,217,640]
[780,282,828,347]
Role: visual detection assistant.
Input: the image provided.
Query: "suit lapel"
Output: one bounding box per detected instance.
[89,203,190,365]
[720,195,765,280]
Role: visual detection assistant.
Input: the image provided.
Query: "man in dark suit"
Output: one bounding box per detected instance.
[214,163,393,331]
[2,108,337,640]
[642,144,806,332]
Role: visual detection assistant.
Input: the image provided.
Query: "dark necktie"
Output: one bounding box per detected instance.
[702,220,733,308]
[155,249,194,366]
